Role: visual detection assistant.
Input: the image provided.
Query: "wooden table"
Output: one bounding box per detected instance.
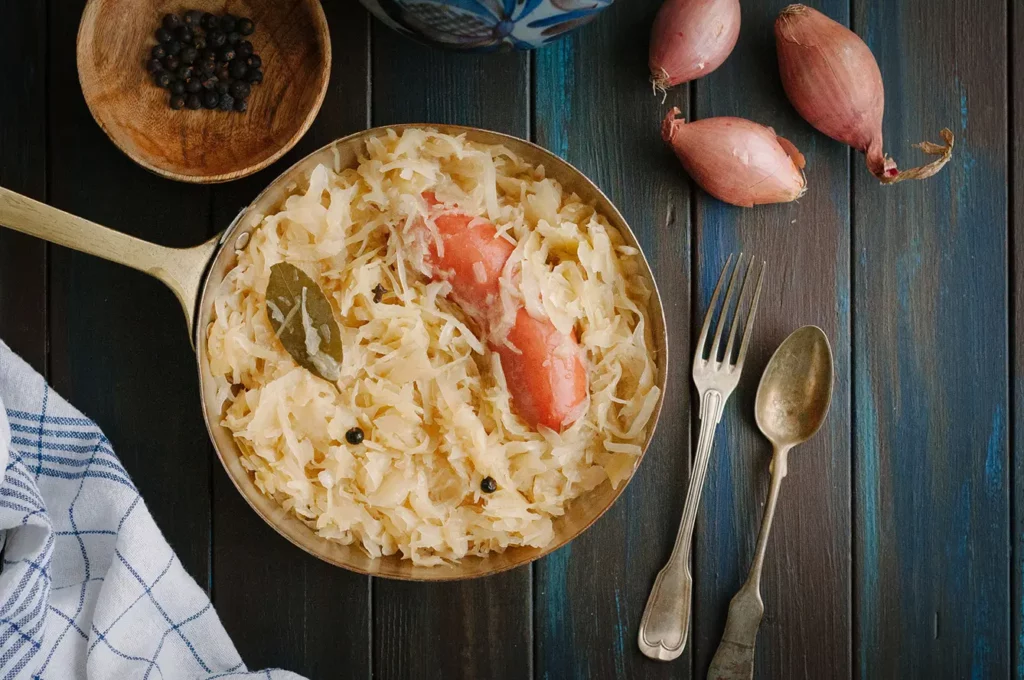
[0,0,1015,677]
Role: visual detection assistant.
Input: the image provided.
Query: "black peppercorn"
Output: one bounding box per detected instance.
[146,58,164,73]
[186,93,202,110]
[155,27,173,43]
[154,72,173,88]
[220,14,237,32]
[180,46,198,64]
[199,60,216,76]
[169,79,186,95]
[219,47,236,62]
[202,90,219,109]
[162,14,181,31]
[230,60,248,80]
[185,78,202,93]
[218,94,234,111]
[215,65,231,81]
[200,74,218,91]
[176,65,193,81]
[185,10,204,27]
[151,43,167,60]
[345,427,364,445]
[193,36,206,50]
[170,94,186,110]
[480,476,497,493]
[236,40,253,58]
[237,17,255,36]
[165,40,182,56]
[208,30,226,47]
[247,54,262,69]
[202,48,218,62]
[227,31,241,45]
[175,26,193,43]
[201,13,218,30]
[215,80,230,95]
[162,54,179,71]
[372,283,386,303]
[234,97,248,112]
[245,68,263,84]
[228,80,250,100]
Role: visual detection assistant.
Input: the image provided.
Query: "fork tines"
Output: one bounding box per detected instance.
[696,254,765,370]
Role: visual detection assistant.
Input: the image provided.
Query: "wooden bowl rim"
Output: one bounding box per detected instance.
[75,0,332,184]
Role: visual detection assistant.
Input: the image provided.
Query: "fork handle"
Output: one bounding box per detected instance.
[638,389,724,661]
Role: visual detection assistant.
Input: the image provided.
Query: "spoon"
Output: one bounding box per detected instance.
[706,326,834,680]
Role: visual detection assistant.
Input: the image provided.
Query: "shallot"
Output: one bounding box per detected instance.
[649,0,741,94]
[661,108,807,207]
[774,4,953,184]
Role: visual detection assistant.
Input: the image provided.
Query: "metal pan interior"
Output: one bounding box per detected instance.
[194,124,669,581]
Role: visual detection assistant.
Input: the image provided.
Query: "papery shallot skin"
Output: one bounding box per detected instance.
[649,0,741,90]
[774,4,890,176]
[661,108,807,208]
[774,4,954,183]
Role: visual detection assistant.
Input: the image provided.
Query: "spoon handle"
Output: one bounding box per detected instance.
[707,447,789,680]
[638,389,725,661]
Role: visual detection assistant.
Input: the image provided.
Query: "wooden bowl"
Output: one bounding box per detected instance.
[77,0,330,183]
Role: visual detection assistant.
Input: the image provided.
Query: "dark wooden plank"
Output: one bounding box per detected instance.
[0,0,47,373]
[531,1,694,678]
[370,22,532,680]
[1011,1,1023,677]
[852,0,1009,676]
[47,0,212,584]
[209,5,373,678]
[690,1,852,678]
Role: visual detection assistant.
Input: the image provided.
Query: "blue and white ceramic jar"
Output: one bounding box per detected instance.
[359,0,615,51]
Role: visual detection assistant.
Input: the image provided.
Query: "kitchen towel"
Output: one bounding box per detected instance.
[0,341,306,680]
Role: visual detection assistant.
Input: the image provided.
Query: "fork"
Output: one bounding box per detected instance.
[637,253,765,661]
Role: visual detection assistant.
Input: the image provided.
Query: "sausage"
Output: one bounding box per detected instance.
[416,194,589,431]
[493,308,589,432]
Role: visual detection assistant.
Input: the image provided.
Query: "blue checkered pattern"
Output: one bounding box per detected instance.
[0,343,306,680]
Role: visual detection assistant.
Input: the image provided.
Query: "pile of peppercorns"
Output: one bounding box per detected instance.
[146,10,264,112]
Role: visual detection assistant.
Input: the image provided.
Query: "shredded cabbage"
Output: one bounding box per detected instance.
[207,128,660,565]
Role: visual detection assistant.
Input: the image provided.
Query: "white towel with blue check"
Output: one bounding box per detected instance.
[0,341,306,680]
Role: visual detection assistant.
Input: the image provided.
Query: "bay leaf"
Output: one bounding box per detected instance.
[265,262,343,383]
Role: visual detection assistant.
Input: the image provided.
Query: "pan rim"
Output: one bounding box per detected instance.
[194,123,670,581]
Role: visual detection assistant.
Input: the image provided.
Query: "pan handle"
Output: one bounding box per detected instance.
[0,186,219,338]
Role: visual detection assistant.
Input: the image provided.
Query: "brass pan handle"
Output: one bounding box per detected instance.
[0,186,218,338]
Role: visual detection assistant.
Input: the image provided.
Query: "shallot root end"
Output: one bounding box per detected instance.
[876,127,955,185]
[650,68,670,102]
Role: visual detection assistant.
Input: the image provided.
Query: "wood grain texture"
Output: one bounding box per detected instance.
[531,1,694,678]
[370,20,532,680]
[690,1,852,678]
[1012,2,1023,677]
[208,5,372,677]
[76,0,331,183]
[47,0,213,585]
[852,0,1009,676]
[0,0,47,373]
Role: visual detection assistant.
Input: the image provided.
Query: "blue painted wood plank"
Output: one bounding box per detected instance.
[532,1,694,678]
[690,2,852,678]
[0,0,47,373]
[1011,2,1023,678]
[852,0,1009,676]
[369,17,534,680]
[209,6,373,678]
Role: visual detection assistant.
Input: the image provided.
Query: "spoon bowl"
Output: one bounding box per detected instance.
[754,325,834,450]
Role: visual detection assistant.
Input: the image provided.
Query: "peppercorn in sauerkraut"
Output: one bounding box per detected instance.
[206,128,660,565]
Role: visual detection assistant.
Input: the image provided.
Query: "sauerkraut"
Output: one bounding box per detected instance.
[206,128,660,565]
